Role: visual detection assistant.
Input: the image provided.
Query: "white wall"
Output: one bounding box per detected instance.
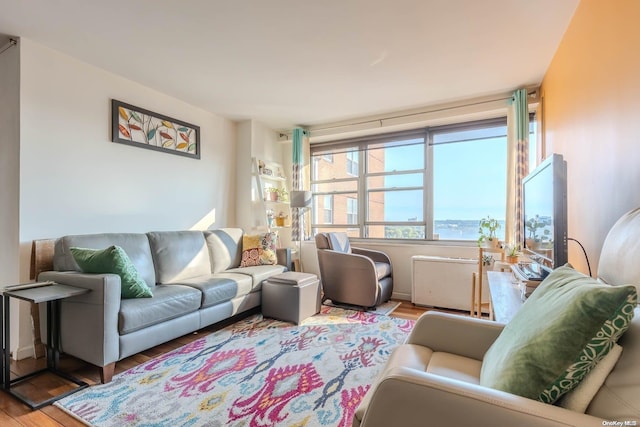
[13,39,237,357]
[0,40,21,352]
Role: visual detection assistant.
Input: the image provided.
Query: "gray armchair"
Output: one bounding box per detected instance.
[315,232,393,309]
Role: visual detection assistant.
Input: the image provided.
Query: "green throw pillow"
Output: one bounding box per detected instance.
[70,245,153,299]
[480,264,637,403]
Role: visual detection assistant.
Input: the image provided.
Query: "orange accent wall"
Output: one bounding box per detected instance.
[541,0,640,275]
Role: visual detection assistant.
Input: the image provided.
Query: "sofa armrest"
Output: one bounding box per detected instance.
[352,247,391,265]
[38,271,122,368]
[357,367,603,427]
[407,312,504,360]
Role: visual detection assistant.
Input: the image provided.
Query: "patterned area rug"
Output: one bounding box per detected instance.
[55,306,414,427]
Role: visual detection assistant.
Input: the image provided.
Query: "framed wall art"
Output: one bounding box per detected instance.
[111,99,200,159]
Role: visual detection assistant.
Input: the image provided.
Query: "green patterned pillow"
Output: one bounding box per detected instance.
[480,264,636,403]
[70,245,153,299]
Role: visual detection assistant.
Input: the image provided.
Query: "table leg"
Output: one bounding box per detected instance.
[3,296,10,390]
[0,295,4,387]
[46,300,61,370]
[46,300,53,368]
[52,300,60,368]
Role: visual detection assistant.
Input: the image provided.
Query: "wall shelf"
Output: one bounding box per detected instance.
[253,158,291,231]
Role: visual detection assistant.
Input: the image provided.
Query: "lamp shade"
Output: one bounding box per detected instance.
[290,190,312,208]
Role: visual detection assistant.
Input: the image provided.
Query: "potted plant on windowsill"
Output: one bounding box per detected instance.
[504,244,521,264]
[478,216,501,248]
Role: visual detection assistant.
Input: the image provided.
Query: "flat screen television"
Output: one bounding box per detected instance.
[522,153,568,277]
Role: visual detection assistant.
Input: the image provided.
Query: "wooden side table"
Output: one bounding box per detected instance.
[471,247,507,318]
[487,271,524,323]
[1,282,90,409]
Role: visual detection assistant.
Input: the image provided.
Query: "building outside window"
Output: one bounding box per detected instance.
[310,115,536,241]
[346,151,358,176]
[346,198,357,224]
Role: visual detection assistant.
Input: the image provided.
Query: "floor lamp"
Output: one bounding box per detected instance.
[290,190,312,271]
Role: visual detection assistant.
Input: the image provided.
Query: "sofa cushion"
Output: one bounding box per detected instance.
[204,228,244,273]
[147,231,211,284]
[480,264,637,404]
[174,273,254,308]
[227,265,287,289]
[118,284,201,335]
[240,232,278,267]
[53,233,156,288]
[70,245,153,299]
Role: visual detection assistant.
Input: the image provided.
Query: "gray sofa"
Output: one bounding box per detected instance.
[39,228,289,383]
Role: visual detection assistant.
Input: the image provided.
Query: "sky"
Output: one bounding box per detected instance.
[383,135,508,222]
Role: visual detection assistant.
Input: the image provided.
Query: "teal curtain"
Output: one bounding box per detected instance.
[292,128,305,241]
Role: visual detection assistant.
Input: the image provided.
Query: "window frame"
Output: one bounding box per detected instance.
[310,115,536,241]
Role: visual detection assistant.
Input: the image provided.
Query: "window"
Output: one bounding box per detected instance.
[431,121,507,241]
[346,151,358,176]
[310,116,537,241]
[323,195,333,223]
[347,198,357,224]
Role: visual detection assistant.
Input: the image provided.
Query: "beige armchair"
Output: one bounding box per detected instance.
[354,207,640,426]
[315,232,393,309]
[354,312,608,426]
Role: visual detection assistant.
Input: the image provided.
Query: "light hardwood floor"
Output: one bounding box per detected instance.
[0,300,463,425]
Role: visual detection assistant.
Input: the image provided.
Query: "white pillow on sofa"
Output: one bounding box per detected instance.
[557,343,623,412]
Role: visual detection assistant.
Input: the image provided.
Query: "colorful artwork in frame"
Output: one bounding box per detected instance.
[111,99,200,159]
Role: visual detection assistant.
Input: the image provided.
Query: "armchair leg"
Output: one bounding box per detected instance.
[100,362,116,384]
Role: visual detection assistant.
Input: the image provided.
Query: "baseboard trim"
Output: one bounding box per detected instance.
[392,291,411,301]
[14,344,34,361]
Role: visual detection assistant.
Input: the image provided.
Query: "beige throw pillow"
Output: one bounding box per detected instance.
[557,343,623,413]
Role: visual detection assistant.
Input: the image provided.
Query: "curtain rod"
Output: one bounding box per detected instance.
[310,96,513,133]
[0,38,17,56]
[280,88,538,138]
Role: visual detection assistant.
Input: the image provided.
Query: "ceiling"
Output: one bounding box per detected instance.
[0,0,579,130]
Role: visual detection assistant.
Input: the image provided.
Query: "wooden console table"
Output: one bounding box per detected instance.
[487,271,524,323]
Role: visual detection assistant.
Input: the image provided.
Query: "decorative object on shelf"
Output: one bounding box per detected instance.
[111,99,200,159]
[258,160,265,174]
[504,244,521,264]
[478,215,501,248]
[262,168,273,176]
[266,187,279,201]
[266,209,275,228]
[277,188,289,202]
[275,212,288,227]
